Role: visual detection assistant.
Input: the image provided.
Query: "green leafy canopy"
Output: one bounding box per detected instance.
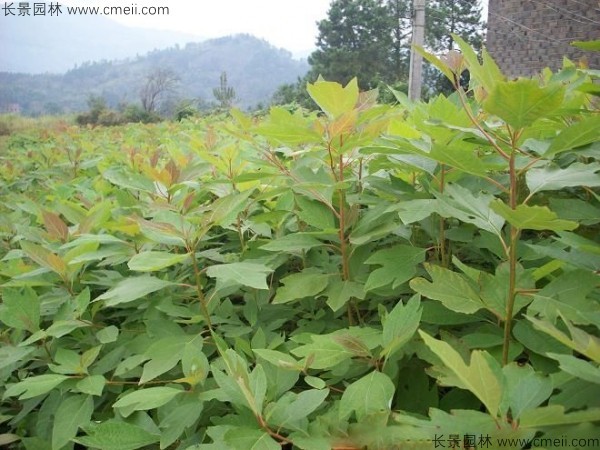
[1,39,599,449]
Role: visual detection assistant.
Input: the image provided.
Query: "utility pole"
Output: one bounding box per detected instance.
[408,0,426,101]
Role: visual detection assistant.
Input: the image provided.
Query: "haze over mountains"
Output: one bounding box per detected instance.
[1,14,203,74]
[0,15,310,114]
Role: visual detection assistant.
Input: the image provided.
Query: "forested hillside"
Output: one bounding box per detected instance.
[0,35,309,115]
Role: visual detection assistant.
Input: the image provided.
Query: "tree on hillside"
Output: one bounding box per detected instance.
[308,0,396,89]
[289,0,485,103]
[140,68,179,114]
[213,72,237,109]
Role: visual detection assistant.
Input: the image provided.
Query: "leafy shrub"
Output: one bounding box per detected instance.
[173,102,198,122]
[122,104,161,124]
[0,119,10,136]
[1,41,599,449]
[76,96,160,127]
[97,110,124,127]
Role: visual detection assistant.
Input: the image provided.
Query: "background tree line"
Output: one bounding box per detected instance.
[273,0,484,105]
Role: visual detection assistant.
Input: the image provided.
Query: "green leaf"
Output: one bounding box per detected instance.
[572,40,600,51]
[520,405,600,428]
[526,163,600,194]
[395,199,437,224]
[348,216,400,246]
[113,387,183,416]
[224,427,280,450]
[253,349,301,370]
[545,116,600,156]
[159,401,203,449]
[291,336,353,369]
[76,375,106,396]
[304,375,327,390]
[484,79,565,129]
[260,233,323,253]
[364,245,426,292]
[410,264,484,314]
[206,262,274,290]
[20,241,66,276]
[273,270,329,304]
[381,295,422,359]
[103,167,155,193]
[547,353,600,384]
[420,331,503,416]
[95,275,174,306]
[213,350,256,412]
[339,371,395,421]
[0,287,40,332]
[429,142,489,177]
[528,316,600,363]
[52,395,93,450]
[207,190,255,227]
[415,46,455,82]
[295,196,336,230]
[140,336,190,384]
[307,78,359,118]
[435,184,505,237]
[136,218,186,247]
[48,347,83,375]
[502,363,553,420]
[0,345,34,370]
[74,421,160,450]
[180,336,210,386]
[288,435,331,450]
[249,364,268,414]
[490,201,578,231]
[0,435,20,446]
[46,320,89,338]
[96,325,119,344]
[268,388,330,427]
[127,251,189,272]
[453,34,504,93]
[74,348,98,376]
[324,279,365,312]
[4,374,69,400]
[257,107,322,145]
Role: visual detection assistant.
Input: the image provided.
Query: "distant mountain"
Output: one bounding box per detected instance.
[0,35,310,114]
[0,14,202,74]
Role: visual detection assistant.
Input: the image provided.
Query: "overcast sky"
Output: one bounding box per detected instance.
[109,0,332,57]
[109,0,488,57]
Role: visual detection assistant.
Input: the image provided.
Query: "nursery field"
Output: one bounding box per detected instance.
[1,42,600,450]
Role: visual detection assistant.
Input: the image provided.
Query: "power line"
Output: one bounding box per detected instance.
[528,0,600,26]
[487,10,562,44]
[564,0,600,13]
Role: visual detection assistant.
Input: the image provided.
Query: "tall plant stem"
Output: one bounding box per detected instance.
[189,246,213,330]
[502,136,520,365]
[438,165,449,267]
[336,144,353,324]
[236,216,246,253]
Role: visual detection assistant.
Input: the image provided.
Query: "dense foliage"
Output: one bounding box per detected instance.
[1,41,599,450]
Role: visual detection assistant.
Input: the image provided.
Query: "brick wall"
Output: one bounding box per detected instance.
[486,0,600,78]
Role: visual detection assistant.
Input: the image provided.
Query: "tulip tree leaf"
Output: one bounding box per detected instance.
[206,262,274,290]
[339,371,395,421]
[420,331,503,416]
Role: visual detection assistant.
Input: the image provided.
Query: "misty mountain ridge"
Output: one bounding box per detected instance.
[0,13,204,74]
[0,34,310,115]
